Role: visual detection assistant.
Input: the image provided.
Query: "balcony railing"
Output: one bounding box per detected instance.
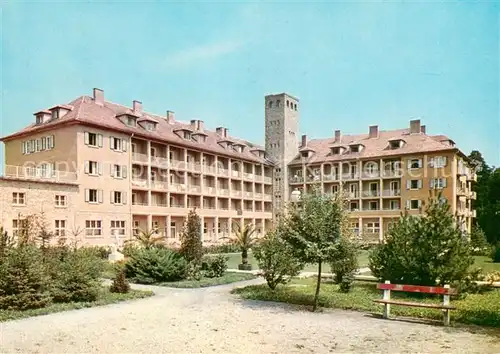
[342,172,359,180]
[243,172,254,180]
[169,159,186,170]
[323,174,339,181]
[151,180,168,190]
[346,191,359,198]
[382,189,401,197]
[132,178,148,188]
[471,191,477,200]
[263,176,272,184]
[203,186,216,195]
[203,165,216,174]
[151,202,168,208]
[188,185,201,193]
[382,207,401,211]
[232,190,242,197]
[232,170,241,178]
[361,171,380,179]
[362,190,380,197]
[362,207,380,211]
[151,156,169,167]
[169,183,186,192]
[4,165,78,183]
[255,175,263,182]
[306,175,321,182]
[218,168,229,177]
[255,193,263,199]
[132,153,148,163]
[243,191,253,197]
[289,176,304,183]
[170,202,185,208]
[218,188,230,196]
[187,162,202,173]
[456,188,467,196]
[264,194,272,201]
[382,169,402,178]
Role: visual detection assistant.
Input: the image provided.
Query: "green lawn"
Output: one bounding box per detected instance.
[0,287,154,322]
[232,278,500,328]
[155,272,256,288]
[222,249,370,272]
[474,256,500,274]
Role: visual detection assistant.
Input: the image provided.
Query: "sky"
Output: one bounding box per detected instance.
[1,1,499,168]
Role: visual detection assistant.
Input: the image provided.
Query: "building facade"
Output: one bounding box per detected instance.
[0,88,476,246]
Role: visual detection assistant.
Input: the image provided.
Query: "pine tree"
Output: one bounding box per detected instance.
[369,195,474,286]
[180,208,203,263]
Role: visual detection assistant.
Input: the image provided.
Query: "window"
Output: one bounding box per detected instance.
[51,109,59,120]
[268,101,273,108]
[12,192,25,205]
[430,156,447,168]
[390,200,400,210]
[54,220,66,237]
[126,116,137,127]
[369,201,378,210]
[349,201,358,211]
[85,220,102,237]
[12,219,27,237]
[408,179,422,190]
[112,191,126,205]
[366,222,380,233]
[152,221,159,234]
[36,114,43,124]
[203,222,208,234]
[408,159,422,169]
[276,100,280,107]
[55,195,67,207]
[389,140,402,149]
[133,220,140,236]
[85,189,102,203]
[350,145,360,153]
[350,222,360,234]
[112,165,127,179]
[85,161,101,175]
[84,132,102,147]
[170,222,176,238]
[408,200,422,210]
[110,220,126,236]
[183,131,191,139]
[110,137,127,151]
[430,178,447,189]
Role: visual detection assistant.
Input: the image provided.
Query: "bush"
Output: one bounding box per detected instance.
[110,268,130,293]
[485,271,500,284]
[329,237,359,286]
[0,246,52,310]
[369,197,475,287]
[470,227,491,256]
[339,273,354,293]
[203,244,240,254]
[49,247,103,303]
[125,247,187,284]
[253,229,304,290]
[184,261,203,281]
[122,243,137,258]
[202,254,228,278]
[491,243,500,263]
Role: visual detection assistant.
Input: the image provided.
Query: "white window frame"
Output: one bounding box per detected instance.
[54,220,66,237]
[111,191,127,205]
[369,201,379,210]
[408,179,422,190]
[12,192,26,205]
[55,194,67,207]
[85,161,102,176]
[408,199,422,210]
[431,178,447,189]
[85,220,102,237]
[110,220,126,236]
[85,189,103,204]
[389,200,400,210]
[12,219,27,237]
[408,158,423,169]
[366,222,380,233]
[133,220,140,236]
[84,132,103,148]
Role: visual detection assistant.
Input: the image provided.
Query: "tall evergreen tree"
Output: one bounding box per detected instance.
[180,208,203,263]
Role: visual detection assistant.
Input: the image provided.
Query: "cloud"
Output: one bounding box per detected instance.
[162,40,244,68]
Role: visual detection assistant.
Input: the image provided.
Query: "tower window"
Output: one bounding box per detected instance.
[294,103,297,111]
[286,100,289,107]
[268,101,273,108]
[276,100,280,107]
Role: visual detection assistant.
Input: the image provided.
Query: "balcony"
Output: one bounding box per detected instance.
[382,169,402,178]
[456,188,467,196]
[362,190,380,198]
[218,168,229,177]
[362,207,380,211]
[151,156,169,167]
[346,191,359,199]
[289,176,304,184]
[323,174,339,182]
[3,165,78,183]
[361,171,380,179]
[203,186,217,195]
[342,172,359,180]
[231,190,242,197]
[255,193,263,199]
[132,153,148,163]
[170,159,186,170]
[472,209,477,218]
[150,180,168,190]
[263,176,272,184]
[188,185,201,193]
[243,172,254,181]
[232,170,242,178]
[264,194,272,201]
[151,202,168,208]
[471,191,477,200]
[382,207,401,211]
[132,178,148,188]
[218,188,230,196]
[187,162,202,173]
[243,191,253,198]
[382,189,401,197]
[467,172,477,182]
[170,201,185,208]
[169,183,186,192]
[306,175,321,183]
[203,165,216,174]
[255,175,263,182]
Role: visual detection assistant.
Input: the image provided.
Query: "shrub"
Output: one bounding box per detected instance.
[122,243,137,258]
[110,268,130,293]
[49,247,103,303]
[339,273,354,293]
[253,228,304,290]
[202,254,228,278]
[0,245,52,310]
[369,196,475,287]
[179,209,203,263]
[184,261,203,281]
[329,237,359,286]
[203,244,240,254]
[491,243,500,263]
[87,245,111,259]
[125,247,187,284]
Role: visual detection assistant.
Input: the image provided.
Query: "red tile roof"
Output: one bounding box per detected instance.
[289,129,457,166]
[2,95,274,165]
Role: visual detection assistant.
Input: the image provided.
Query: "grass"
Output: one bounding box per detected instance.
[232,278,500,328]
[0,287,154,322]
[474,256,500,274]
[223,249,370,272]
[155,271,256,288]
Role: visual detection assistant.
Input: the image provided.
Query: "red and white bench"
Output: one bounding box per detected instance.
[373,280,458,326]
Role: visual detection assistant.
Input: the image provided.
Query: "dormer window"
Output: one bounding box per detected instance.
[193,134,207,143]
[51,109,59,120]
[233,144,245,153]
[144,121,157,131]
[36,114,43,124]
[330,146,345,155]
[126,116,137,127]
[301,151,309,158]
[183,131,191,139]
[388,139,405,149]
[350,144,360,153]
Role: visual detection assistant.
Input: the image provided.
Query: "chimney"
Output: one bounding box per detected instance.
[334,130,341,143]
[133,100,142,114]
[216,126,228,138]
[166,110,175,123]
[369,125,379,139]
[93,88,104,105]
[410,119,421,134]
[420,125,426,134]
[190,119,205,131]
[301,134,307,147]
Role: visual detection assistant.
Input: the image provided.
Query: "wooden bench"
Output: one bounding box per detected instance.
[373,280,458,326]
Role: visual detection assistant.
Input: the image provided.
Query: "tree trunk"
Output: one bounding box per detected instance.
[241,248,248,264]
[313,260,322,312]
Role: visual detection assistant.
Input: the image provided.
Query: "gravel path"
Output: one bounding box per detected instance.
[1,279,499,354]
